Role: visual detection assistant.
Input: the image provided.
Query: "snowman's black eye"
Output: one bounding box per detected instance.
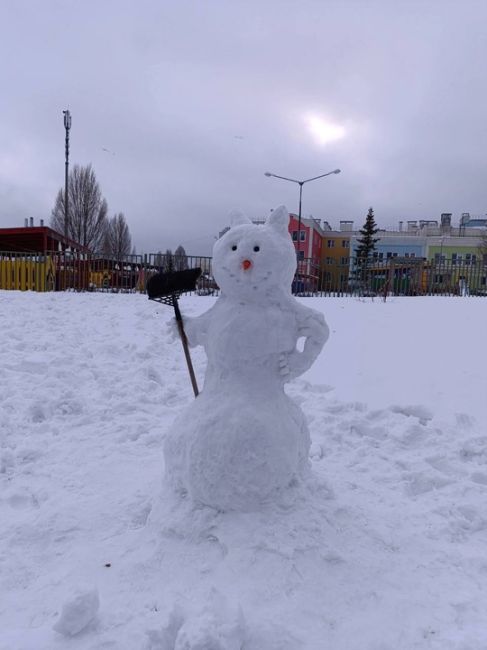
[253,245,260,252]
[231,245,237,251]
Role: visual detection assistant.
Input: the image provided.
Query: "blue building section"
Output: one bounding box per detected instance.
[351,236,426,260]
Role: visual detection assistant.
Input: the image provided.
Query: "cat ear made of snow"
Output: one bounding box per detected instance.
[266,205,290,235]
[228,209,252,228]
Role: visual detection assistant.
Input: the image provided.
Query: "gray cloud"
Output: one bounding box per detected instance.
[1,0,486,255]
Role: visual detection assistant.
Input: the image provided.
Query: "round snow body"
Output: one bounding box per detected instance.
[165,392,309,511]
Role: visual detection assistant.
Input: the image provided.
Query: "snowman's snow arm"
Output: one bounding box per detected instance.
[299,308,329,360]
[180,308,213,348]
[280,306,329,381]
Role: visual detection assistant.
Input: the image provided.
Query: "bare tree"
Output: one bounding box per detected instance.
[51,164,108,252]
[103,213,132,259]
[162,249,174,273]
[174,244,189,271]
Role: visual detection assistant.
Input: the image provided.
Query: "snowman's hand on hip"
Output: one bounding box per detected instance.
[279,352,291,380]
[298,313,329,351]
[279,350,308,382]
[298,313,329,343]
[281,312,330,379]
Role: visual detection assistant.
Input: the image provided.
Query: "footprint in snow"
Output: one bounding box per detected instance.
[8,492,40,509]
[403,471,453,497]
[390,404,433,424]
[29,403,47,423]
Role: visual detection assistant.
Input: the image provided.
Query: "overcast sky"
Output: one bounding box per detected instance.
[1,0,487,255]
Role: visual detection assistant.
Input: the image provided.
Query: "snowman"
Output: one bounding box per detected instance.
[164,206,329,511]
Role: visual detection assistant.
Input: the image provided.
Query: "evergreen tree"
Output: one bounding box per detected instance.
[356,207,380,261]
[351,207,380,296]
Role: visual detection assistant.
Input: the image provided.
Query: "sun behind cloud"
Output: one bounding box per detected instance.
[304,113,346,145]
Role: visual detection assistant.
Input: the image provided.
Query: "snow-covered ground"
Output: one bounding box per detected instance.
[1,291,486,649]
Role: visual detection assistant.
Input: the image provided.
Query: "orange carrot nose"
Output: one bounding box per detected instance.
[242,259,252,270]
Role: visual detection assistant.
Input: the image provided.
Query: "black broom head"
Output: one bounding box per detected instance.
[147,267,202,301]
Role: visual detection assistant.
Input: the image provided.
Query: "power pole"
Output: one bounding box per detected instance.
[63,110,72,247]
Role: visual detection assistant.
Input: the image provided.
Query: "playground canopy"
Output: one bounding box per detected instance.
[0,226,88,254]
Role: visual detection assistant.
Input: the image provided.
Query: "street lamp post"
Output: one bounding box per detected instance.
[264,168,341,288]
[63,110,72,247]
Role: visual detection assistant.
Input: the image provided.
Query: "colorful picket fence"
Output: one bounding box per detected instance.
[0,254,56,292]
[1,250,486,297]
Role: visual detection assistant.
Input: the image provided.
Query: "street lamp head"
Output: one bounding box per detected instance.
[264,172,272,177]
[333,169,341,174]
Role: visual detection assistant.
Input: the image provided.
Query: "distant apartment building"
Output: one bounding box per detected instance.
[426,237,482,265]
[288,214,330,291]
[336,212,485,294]
[217,209,486,293]
[349,212,486,263]
[320,221,353,290]
[350,231,427,261]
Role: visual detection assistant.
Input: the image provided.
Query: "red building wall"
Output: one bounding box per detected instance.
[288,214,323,291]
[288,214,322,260]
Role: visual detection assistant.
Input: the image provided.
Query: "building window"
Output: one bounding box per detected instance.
[292,231,298,241]
[292,230,306,242]
[410,253,416,258]
[325,256,333,264]
[472,254,477,265]
[340,257,349,265]
[386,252,392,259]
[300,231,306,242]
[297,250,305,260]
[342,240,350,249]
[327,240,335,248]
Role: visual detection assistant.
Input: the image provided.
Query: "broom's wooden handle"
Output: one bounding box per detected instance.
[173,298,199,397]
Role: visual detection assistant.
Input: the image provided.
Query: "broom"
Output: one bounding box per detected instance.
[147,267,202,397]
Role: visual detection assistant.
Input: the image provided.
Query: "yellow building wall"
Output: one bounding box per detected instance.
[320,233,351,288]
[0,256,55,291]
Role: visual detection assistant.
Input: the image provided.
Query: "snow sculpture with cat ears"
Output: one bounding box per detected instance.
[163,205,329,511]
